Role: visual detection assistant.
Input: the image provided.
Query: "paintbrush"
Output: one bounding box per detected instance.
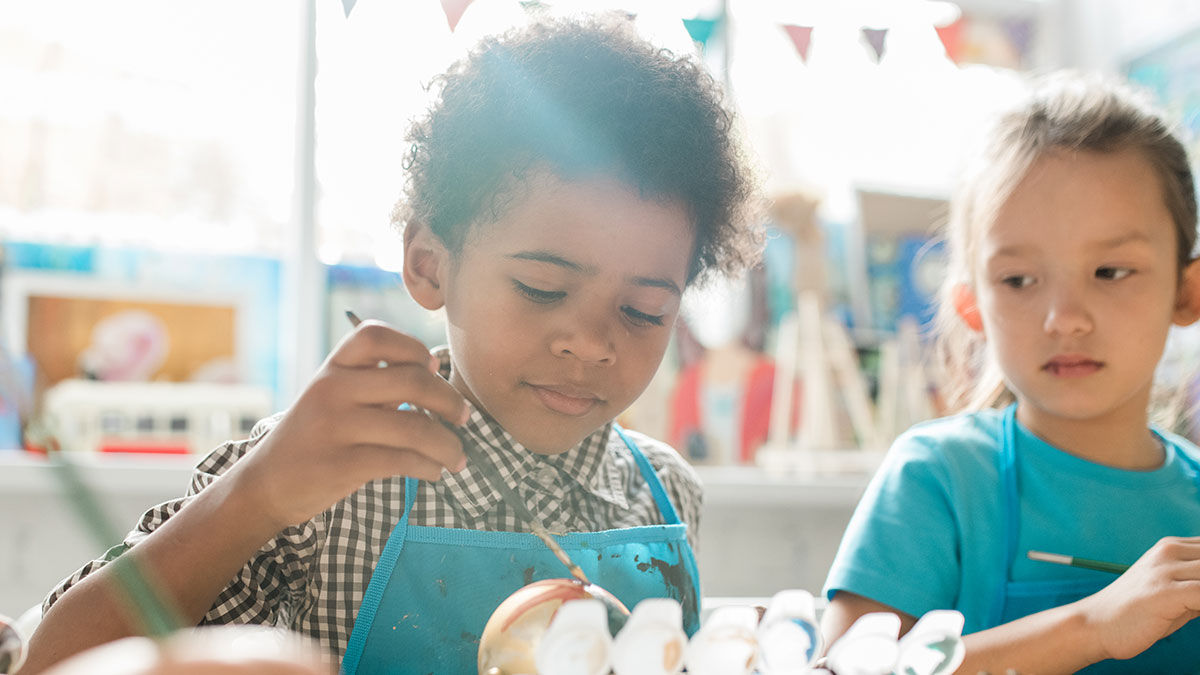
[345,310,590,584]
[1027,550,1131,575]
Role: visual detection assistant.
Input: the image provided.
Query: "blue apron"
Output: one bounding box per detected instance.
[990,404,1200,673]
[340,426,701,674]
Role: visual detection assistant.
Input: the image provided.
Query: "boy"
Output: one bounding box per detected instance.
[26,13,761,673]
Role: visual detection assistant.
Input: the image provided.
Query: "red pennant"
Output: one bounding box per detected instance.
[861,27,888,62]
[935,16,965,63]
[440,0,473,31]
[781,24,813,63]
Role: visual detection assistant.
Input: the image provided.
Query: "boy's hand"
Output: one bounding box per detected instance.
[1073,535,1200,661]
[231,321,469,530]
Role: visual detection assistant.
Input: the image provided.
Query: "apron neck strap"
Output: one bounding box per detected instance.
[398,426,685,526]
[614,424,682,525]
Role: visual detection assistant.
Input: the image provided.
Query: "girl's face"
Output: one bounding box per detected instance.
[974,148,1193,433]
[438,171,694,454]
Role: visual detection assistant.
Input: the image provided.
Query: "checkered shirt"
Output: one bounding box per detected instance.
[44,348,703,662]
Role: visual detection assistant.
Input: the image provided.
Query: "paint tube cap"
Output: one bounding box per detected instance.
[534,599,611,675]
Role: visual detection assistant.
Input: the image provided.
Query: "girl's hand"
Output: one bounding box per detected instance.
[229,320,469,530]
[1072,536,1200,661]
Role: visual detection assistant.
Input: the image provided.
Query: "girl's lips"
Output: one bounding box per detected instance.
[528,384,602,417]
[1042,357,1104,378]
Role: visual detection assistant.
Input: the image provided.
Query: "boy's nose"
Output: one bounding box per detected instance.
[550,315,617,365]
[1042,288,1094,336]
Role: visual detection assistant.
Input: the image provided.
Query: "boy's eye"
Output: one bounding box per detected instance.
[1000,274,1035,289]
[622,306,665,327]
[513,280,565,303]
[1096,266,1133,281]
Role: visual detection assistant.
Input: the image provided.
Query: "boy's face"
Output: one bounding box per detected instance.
[424,171,694,454]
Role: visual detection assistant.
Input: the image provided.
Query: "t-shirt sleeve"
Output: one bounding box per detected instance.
[822,428,961,619]
[42,414,318,627]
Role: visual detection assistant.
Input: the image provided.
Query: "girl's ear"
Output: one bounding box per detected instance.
[1173,259,1200,326]
[953,283,984,332]
[402,221,450,311]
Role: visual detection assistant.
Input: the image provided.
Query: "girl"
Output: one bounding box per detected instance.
[821,72,1200,673]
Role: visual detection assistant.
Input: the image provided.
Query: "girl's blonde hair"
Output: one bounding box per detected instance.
[933,71,1198,414]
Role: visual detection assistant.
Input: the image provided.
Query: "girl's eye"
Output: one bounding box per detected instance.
[622,306,665,327]
[1001,274,1035,289]
[1096,266,1133,281]
[514,281,565,303]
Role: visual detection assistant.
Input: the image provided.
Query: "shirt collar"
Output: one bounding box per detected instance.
[431,347,630,518]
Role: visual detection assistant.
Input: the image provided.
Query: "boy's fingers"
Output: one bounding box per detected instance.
[344,363,468,424]
[346,408,466,470]
[353,444,448,483]
[331,321,436,371]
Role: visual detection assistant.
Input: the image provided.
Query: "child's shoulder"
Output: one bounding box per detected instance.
[885,409,1007,476]
[609,427,702,488]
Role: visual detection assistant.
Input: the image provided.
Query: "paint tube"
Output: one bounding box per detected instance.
[610,598,687,675]
[684,605,758,675]
[894,610,966,675]
[534,599,611,675]
[756,589,821,674]
[823,612,901,675]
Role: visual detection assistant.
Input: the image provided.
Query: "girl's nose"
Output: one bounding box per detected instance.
[1042,288,1094,336]
[550,312,617,365]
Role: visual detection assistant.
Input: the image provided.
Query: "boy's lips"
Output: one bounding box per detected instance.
[1042,354,1104,378]
[527,383,603,417]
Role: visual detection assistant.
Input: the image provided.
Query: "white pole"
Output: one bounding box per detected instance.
[280,0,323,407]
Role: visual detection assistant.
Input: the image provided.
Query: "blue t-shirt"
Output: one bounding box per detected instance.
[824,409,1200,636]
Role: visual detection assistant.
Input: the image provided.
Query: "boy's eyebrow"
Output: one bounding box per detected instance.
[508,250,682,296]
[509,250,586,272]
[631,275,682,296]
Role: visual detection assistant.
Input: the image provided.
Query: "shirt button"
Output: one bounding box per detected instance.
[536,467,558,486]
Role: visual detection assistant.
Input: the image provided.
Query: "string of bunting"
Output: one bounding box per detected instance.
[335,0,1034,68]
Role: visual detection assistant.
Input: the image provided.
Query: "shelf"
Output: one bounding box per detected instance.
[695,465,870,508]
[0,451,196,495]
[0,451,873,508]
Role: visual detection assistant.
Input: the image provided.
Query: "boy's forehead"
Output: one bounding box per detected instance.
[457,170,695,282]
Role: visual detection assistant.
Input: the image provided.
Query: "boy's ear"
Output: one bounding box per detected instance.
[1173,259,1200,326]
[402,221,450,311]
[953,283,984,332]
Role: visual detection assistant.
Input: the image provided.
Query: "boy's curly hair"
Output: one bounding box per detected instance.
[393,13,762,284]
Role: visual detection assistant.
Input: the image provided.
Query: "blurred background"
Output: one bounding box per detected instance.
[3,0,1200,614]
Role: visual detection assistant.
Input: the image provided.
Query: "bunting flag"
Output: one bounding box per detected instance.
[441,0,474,31]
[781,24,814,63]
[935,16,965,63]
[341,0,356,17]
[1002,17,1034,68]
[861,27,888,62]
[682,17,719,50]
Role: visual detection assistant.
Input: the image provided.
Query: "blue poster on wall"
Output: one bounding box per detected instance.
[1127,28,1200,174]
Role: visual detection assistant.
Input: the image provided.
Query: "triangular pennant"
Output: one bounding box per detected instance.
[682,17,719,49]
[781,24,813,63]
[341,0,356,17]
[1002,17,1034,67]
[441,0,474,32]
[935,16,965,63]
[862,27,888,62]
